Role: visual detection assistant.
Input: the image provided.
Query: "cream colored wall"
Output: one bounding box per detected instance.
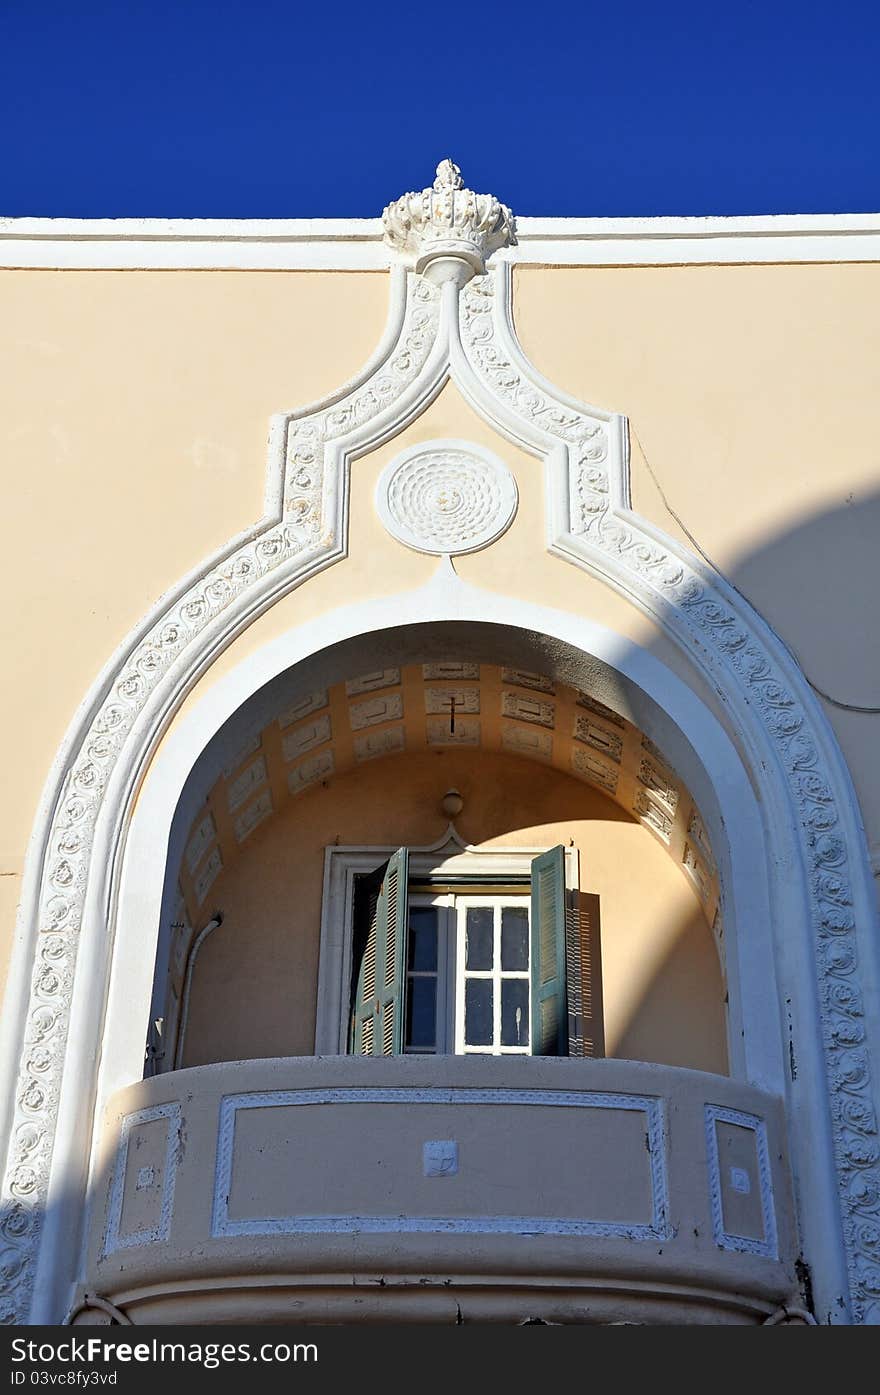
[0,269,390,992]
[3,259,879,1005]
[513,264,880,869]
[180,748,728,1074]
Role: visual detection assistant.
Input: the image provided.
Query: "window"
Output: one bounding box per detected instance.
[397,891,532,1055]
[345,844,602,1059]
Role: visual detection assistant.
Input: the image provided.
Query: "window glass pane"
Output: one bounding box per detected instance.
[408,907,438,971]
[465,979,493,1045]
[406,976,436,1049]
[501,907,529,970]
[501,980,530,1047]
[465,907,494,970]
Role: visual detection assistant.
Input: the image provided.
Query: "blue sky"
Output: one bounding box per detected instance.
[2,0,878,217]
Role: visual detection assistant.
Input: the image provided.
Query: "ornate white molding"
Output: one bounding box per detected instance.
[454,265,880,1323]
[1,177,878,1327]
[704,1104,778,1259]
[102,1104,181,1256]
[4,215,880,269]
[382,160,514,286]
[212,1088,669,1242]
[376,439,517,555]
[0,266,443,1326]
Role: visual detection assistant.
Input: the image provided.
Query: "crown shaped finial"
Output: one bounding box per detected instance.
[433,159,463,192]
[382,160,514,286]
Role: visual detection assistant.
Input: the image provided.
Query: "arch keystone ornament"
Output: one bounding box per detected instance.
[382,158,514,286]
[1,160,879,1324]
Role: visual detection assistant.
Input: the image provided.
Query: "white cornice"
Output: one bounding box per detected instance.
[2,213,880,269]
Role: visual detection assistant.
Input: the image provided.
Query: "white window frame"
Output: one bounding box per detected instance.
[405,894,455,1055]
[314,828,579,1055]
[454,894,532,1056]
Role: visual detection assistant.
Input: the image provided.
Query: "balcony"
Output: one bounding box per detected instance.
[81,1056,799,1324]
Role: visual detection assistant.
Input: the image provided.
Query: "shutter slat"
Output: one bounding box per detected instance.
[570,891,604,1059]
[351,848,408,1055]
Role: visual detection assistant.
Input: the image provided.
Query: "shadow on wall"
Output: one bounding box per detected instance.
[727,490,880,724]
[620,487,880,1066]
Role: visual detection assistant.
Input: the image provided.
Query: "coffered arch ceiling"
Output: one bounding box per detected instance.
[172,657,720,942]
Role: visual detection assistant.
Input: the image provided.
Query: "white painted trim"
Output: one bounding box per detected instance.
[109,576,765,1094]
[211,1087,669,1242]
[375,438,518,556]
[456,264,880,1323]
[102,1103,181,1256]
[3,213,880,268]
[452,895,531,1056]
[704,1104,778,1261]
[2,245,877,1330]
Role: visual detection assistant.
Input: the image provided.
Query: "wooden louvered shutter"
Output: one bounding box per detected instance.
[351,847,409,1056]
[530,846,604,1057]
[530,845,568,1056]
[566,891,604,1059]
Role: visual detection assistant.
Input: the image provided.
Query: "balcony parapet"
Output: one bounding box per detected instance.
[81,1056,801,1325]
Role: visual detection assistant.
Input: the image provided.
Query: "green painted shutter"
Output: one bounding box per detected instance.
[530,845,568,1056]
[351,847,409,1056]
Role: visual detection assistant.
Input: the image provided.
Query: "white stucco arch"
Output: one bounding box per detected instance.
[1,230,878,1326]
[111,578,777,1096]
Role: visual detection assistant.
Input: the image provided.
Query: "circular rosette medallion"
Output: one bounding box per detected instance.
[376,439,518,555]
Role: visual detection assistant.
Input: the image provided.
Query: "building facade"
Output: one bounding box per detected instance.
[1,164,879,1324]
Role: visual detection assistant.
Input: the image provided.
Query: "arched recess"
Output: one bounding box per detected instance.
[150,638,732,1077]
[0,230,878,1329]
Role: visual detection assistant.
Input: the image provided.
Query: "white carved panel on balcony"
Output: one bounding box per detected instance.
[349,694,404,730]
[424,686,480,715]
[573,715,624,763]
[212,1088,669,1242]
[281,713,331,762]
[376,439,517,556]
[704,1105,778,1260]
[184,813,216,874]
[288,751,335,795]
[278,690,328,729]
[501,693,555,729]
[103,1103,181,1256]
[227,755,268,811]
[344,670,400,696]
[233,789,273,844]
[354,728,405,763]
[426,716,480,747]
[501,725,552,760]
